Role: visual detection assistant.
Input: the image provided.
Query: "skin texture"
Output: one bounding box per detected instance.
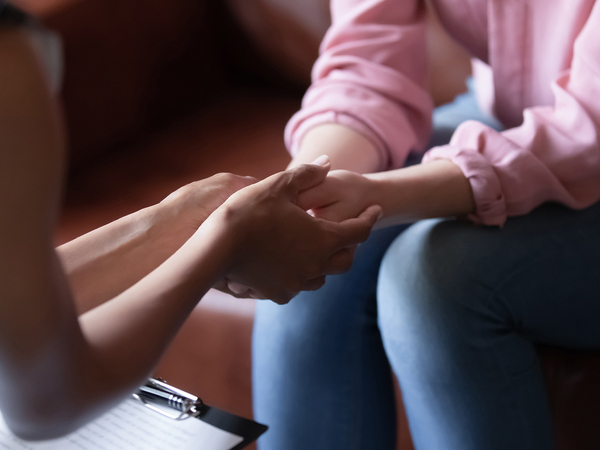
[0,28,380,439]
[291,124,476,225]
[212,166,380,304]
[59,172,257,314]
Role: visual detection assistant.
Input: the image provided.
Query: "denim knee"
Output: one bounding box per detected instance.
[377,218,514,350]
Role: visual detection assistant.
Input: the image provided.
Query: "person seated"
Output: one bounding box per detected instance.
[252,0,600,449]
[0,2,381,440]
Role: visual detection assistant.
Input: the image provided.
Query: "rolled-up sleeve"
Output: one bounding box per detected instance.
[285,0,434,171]
[425,3,600,226]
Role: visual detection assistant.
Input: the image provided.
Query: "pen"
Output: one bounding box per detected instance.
[133,378,205,420]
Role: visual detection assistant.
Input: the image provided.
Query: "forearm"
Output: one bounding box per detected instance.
[57,203,194,314]
[365,159,475,226]
[0,28,230,438]
[76,224,229,398]
[288,124,380,172]
[8,227,229,440]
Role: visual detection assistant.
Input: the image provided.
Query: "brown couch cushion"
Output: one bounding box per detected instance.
[18,0,228,169]
[227,0,472,105]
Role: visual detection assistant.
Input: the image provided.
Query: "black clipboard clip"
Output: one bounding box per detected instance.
[133,378,269,450]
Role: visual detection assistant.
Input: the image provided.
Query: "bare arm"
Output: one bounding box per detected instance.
[364,160,475,225]
[0,27,227,438]
[288,124,380,172]
[292,124,475,226]
[58,173,254,314]
[0,29,379,439]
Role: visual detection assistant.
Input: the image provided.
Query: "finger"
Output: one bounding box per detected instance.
[310,204,348,223]
[272,292,297,305]
[243,285,293,303]
[330,205,382,249]
[248,289,268,300]
[214,280,254,299]
[296,182,338,211]
[310,155,330,166]
[227,280,251,296]
[283,162,331,198]
[301,276,327,291]
[259,291,296,305]
[323,247,356,275]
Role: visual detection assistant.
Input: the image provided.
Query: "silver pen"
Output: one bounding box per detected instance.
[133,378,205,420]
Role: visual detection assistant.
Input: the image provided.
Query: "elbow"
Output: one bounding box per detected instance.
[6,419,81,442]
[9,424,74,442]
[2,402,87,441]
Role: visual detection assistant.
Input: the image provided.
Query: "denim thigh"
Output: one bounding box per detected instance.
[378,202,600,450]
[253,225,406,450]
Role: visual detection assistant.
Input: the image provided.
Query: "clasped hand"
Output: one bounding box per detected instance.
[197,163,381,304]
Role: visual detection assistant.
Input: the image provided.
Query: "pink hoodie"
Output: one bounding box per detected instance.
[285,0,600,226]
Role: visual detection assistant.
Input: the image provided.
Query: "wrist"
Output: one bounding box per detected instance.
[363,172,396,219]
[187,203,246,278]
[363,160,476,224]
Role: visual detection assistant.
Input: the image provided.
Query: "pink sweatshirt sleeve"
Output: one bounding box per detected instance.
[285,0,434,171]
[424,3,600,226]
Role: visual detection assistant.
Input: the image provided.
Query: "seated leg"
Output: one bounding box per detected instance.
[378,203,600,450]
[253,225,406,450]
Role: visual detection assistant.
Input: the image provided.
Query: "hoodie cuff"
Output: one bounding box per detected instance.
[424,145,507,226]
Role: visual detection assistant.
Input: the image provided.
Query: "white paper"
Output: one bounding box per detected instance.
[0,398,244,450]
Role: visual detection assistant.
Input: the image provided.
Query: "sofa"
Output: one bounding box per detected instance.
[18,0,600,448]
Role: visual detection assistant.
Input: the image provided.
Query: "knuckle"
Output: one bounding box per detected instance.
[272,292,293,305]
[214,172,242,189]
[211,172,229,182]
[221,172,239,186]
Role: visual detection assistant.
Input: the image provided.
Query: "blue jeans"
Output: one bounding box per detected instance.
[252,83,600,449]
[377,204,600,450]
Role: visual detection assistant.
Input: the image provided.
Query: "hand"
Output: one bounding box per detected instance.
[296,170,378,223]
[160,173,257,235]
[201,164,381,304]
[58,173,256,313]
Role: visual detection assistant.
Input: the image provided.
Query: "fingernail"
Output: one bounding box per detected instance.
[311,155,330,166]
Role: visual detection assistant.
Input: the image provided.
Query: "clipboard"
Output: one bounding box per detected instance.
[133,378,268,450]
[0,378,268,450]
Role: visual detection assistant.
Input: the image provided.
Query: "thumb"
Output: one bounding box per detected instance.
[284,157,331,198]
[334,204,383,248]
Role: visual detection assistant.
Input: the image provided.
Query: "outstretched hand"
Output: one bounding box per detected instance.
[203,162,381,304]
[160,172,258,234]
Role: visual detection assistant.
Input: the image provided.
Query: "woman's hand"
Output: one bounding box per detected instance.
[159,172,257,235]
[201,164,381,304]
[296,170,379,223]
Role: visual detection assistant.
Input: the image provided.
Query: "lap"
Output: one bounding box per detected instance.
[379,202,600,349]
[254,224,406,345]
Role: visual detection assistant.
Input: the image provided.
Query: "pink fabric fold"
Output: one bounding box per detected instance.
[288,0,600,226]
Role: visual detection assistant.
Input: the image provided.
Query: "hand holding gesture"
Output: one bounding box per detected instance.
[204,162,381,304]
